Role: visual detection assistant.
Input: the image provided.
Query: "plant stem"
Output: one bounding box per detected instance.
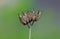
[29,26,32,39]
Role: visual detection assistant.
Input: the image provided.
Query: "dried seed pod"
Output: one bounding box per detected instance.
[33,11,41,21]
[26,9,34,22]
[23,12,30,23]
[18,9,41,26]
[18,15,28,25]
[27,13,33,22]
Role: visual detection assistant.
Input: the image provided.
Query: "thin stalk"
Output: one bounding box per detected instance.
[29,26,32,39]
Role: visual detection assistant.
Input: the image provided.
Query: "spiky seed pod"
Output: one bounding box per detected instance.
[18,15,28,25]
[32,11,41,21]
[18,9,41,26]
[36,11,41,20]
[27,13,33,22]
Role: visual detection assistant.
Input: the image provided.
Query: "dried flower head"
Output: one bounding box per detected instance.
[18,9,41,26]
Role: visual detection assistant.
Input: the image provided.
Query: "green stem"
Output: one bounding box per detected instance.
[29,26,32,39]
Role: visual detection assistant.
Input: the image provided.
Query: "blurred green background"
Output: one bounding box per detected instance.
[0,0,60,39]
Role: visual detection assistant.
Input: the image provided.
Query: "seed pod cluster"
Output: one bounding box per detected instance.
[18,9,41,26]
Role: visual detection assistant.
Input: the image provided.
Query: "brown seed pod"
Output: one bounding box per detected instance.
[27,9,34,22]
[27,13,33,21]
[33,11,41,21]
[18,15,28,25]
[18,9,41,26]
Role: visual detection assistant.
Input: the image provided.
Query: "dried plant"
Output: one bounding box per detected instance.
[18,9,41,39]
